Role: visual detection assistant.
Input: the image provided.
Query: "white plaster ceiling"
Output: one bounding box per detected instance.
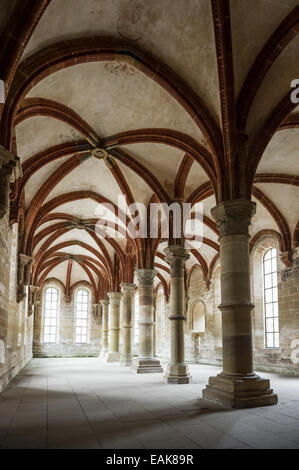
[15,117,83,162]
[118,143,185,198]
[230,0,299,95]
[250,196,280,237]
[184,162,210,200]
[254,184,299,235]
[256,129,299,176]
[44,156,122,206]
[22,0,220,123]
[27,62,205,144]
[4,0,297,288]
[247,34,299,139]
[24,155,71,208]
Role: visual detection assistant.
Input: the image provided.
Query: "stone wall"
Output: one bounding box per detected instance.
[184,265,222,365]
[154,265,222,365]
[0,218,33,392]
[153,238,299,376]
[33,282,102,357]
[2,220,299,386]
[251,237,299,375]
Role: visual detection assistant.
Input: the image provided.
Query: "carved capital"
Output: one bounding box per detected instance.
[135,268,156,286]
[164,245,189,277]
[18,253,32,267]
[100,299,109,307]
[107,292,122,303]
[120,283,136,295]
[211,199,256,237]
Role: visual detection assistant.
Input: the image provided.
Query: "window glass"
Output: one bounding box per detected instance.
[43,287,58,343]
[263,248,279,348]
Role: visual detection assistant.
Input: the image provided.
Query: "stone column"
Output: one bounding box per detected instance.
[106,292,121,362]
[120,283,135,366]
[100,299,109,357]
[202,199,277,408]
[164,245,190,384]
[131,269,163,373]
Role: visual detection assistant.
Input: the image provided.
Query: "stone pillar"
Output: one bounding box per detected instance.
[120,283,135,366]
[106,292,121,362]
[100,299,109,357]
[132,269,163,373]
[202,199,278,408]
[164,245,190,384]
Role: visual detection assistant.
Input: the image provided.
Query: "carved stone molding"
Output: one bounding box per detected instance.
[28,285,39,316]
[135,268,156,286]
[120,283,136,296]
[17,253,33,303]
[0,145,22,219]
[107,292,122,303]
[100,299,109,306]
[164,245,189,277]
[211,199,256,237]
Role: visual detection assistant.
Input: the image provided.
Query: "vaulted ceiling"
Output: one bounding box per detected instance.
[1,0,298,301]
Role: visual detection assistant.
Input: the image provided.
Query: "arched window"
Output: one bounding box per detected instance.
[134,292,139,345]
[75,289,89,344]
[191,301,206,333]
[43,287,59,343]
[263,248,279,348]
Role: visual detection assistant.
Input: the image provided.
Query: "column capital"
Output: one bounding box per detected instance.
[164,245,189,277]
[135,268,156,285]
[18,253,33,266]
[107,292,122,303]
[120,283,136,295]
[164,245,189,263]
[30,285,39,292]
[211,199,256,237]
[100,298,109,306]
[0,145,22,180]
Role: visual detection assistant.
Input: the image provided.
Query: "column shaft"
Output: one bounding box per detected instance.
[164,245,190,384]
[120,283,135,366]
[131,269,163,373]
[202,199,278,408]
[100,299,109,358]
[106,292,121,362]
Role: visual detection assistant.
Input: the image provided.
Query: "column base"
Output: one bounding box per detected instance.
[131,357,163,374]
[105,352,121,362]
[164,362,191,384]
[99,349,108,359]
[120,354,133,366]
[202,372,278,409]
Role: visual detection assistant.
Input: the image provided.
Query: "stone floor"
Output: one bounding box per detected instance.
[0,357,299,449]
